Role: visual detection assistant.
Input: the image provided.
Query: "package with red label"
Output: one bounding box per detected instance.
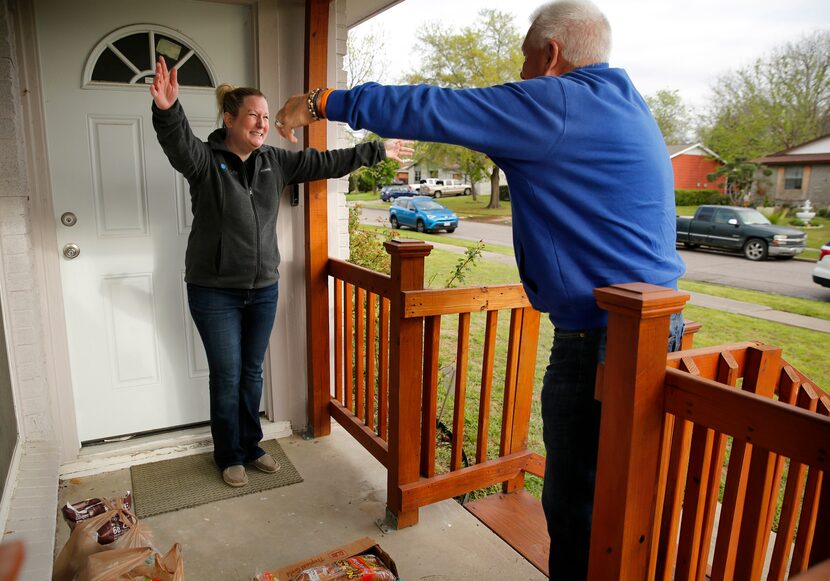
[290,554,396,581]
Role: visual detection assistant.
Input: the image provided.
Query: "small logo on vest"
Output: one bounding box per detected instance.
[220,162,228,171]
[261,167,272,173]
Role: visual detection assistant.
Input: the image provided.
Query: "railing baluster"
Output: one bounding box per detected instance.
[656,357,697,579]
[451,312,471,472]
[499,309,522,459]
[768,382,818,580]
[334,278,343,404]
[792,396,830,572]
[379,297,390,441]
[421,315,441,478]
[476,310,498,465]
[344,283,354,411]
[695,351,738,580]
[366,292,377,430]
[355,287,366,421]
[733,346,783,581]
[503,307,541,493]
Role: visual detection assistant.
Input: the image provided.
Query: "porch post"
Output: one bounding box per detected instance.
[587,283,689,580]
[304,0,331,437]
[385,239,432,529]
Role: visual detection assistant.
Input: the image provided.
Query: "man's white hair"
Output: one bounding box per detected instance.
[528,0,612,67]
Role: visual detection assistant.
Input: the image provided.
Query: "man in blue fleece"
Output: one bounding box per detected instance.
[277,1,686,578]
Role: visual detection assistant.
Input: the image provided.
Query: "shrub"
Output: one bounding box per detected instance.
[347,206,396,273]
[675,189,729,206]
[788,218,805,227]
[817,208,830,219]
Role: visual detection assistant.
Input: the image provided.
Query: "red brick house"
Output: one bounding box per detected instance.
[667,143,725,191]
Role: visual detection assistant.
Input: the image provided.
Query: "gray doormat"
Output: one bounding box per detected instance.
[130,439,303,518]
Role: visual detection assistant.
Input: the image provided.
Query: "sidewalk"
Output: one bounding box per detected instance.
[427,241,830,335]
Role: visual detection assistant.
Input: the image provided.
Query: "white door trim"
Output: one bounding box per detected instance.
[14,0,80,463]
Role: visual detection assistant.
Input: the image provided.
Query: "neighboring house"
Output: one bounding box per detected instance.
[756,134,830,208]
[667,143,725,191]
[0,0,397,575]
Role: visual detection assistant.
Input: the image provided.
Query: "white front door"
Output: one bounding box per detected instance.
[35,0,256,442]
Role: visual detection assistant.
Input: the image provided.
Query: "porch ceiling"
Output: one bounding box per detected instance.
[54,425,546,579]
[345,0,405,28]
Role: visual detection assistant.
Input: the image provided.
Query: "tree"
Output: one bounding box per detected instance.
[706,158,773,205]
[699,31,830,160]
[345,26,388,88]
[405,9,524,208]
[352,158,398,194]
[644,89,693,144]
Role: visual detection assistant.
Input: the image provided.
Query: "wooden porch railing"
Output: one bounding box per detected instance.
[590,283,830,580]
[327,239,545,529]
[320,241,829,579]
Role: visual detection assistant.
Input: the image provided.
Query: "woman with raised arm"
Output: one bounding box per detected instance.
[150,56,411,487]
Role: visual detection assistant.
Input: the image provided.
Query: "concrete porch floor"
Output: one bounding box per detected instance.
[54,423,547,580]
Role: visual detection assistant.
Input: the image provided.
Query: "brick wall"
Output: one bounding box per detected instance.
[0,0,54,443]
[671,155,725,190]
[806,165,830,209]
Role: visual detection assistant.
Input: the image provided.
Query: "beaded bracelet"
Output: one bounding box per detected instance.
[307,88,324,121]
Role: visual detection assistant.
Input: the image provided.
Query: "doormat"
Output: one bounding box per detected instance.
[130,439,303,518]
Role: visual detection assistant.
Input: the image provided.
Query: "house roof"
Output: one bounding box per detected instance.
[756,134,830,164]
[667,143,722,160]
[756,153,830,165]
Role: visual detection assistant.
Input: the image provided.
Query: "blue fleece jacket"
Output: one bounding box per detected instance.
[326,64,686,329]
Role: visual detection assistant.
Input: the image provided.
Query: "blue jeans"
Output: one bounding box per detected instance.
[541,312,684,580]
[187,283,278,470]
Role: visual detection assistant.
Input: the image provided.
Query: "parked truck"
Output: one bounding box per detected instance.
[676,205,806,261]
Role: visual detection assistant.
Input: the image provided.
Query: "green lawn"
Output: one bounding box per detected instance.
[359,223,515,256]
[417,249,829,500]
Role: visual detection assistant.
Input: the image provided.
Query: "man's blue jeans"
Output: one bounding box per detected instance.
[187,283,278,470]
[541,312,684,580]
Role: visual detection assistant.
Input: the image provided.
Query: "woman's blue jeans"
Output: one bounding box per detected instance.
[541,312,684,580]
[187,283,278,470]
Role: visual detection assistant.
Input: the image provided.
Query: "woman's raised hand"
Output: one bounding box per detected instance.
[149,56,179,110]
[384,139,414,163]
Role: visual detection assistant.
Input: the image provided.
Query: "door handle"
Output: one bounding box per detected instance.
[62,243,80,260]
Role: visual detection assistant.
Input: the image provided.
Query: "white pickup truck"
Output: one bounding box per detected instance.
[417,178,471,198]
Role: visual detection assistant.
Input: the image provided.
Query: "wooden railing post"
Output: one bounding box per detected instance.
[588,283,689,581]
[384,239,432,529]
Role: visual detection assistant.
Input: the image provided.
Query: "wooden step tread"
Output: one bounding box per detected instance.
[464,490,549,577]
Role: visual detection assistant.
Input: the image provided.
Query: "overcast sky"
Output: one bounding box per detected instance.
[351,0,830,110]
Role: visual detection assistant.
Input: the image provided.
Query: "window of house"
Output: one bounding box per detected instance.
[84,26,216,88]
[784,166,803,190]
[414,170,421,183]
[429,170,438,178]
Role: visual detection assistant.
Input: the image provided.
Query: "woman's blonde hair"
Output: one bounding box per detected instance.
[215,83,265,126]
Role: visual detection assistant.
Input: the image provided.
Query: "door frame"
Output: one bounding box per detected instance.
[16,0,294,463]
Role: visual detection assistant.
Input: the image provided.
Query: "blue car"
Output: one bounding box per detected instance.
[389,196,458,233]
[380,185,415,202]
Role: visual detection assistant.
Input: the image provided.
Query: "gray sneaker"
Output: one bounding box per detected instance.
[222,465,248,487]
[252,453,280,474]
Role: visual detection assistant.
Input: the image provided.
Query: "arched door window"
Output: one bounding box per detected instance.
[83,25,216,89]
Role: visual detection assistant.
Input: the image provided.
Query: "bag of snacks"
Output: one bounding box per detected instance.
[52,506,153,581]
[60,492,133,530]
[289,554,396,581]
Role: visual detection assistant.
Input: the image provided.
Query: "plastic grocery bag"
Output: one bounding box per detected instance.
[78,543,184,581]
[51,507,153,581]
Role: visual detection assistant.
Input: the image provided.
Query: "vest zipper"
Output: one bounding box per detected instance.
[249,188,261,286]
